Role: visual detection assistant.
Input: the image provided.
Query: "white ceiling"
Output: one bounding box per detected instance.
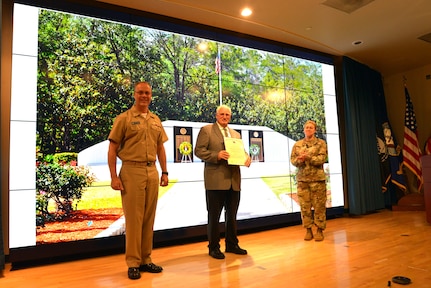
[97,0,431,77]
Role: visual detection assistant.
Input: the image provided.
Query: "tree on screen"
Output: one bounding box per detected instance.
[37,10,326,156]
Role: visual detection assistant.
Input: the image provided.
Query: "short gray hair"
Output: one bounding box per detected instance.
[216,104,232,114]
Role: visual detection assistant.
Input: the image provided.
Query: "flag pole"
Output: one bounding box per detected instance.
[217,43,222,105]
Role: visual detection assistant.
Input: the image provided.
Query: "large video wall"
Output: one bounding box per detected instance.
[9,3,343,259]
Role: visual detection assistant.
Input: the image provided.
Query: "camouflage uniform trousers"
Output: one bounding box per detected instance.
[297,181,327,230]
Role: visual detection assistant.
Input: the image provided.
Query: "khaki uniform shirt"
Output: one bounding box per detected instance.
[108,105,168,162]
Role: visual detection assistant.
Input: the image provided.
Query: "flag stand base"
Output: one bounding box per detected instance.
[392,193,425,211]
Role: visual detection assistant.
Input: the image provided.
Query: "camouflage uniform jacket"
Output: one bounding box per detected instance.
[290,137,327,182]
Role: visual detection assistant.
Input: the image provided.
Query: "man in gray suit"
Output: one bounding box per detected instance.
[194,105,251,259]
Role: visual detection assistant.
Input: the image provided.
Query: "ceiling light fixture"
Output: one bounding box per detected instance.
[352,40,363,46]
[241,7,252,17]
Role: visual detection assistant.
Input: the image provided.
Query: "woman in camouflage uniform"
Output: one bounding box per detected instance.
[290,120,328,241]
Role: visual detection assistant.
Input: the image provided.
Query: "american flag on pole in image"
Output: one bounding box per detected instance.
[215,51,221,74]
[402,86,423,191]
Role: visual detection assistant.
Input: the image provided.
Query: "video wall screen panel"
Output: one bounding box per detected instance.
[9,3,343,256]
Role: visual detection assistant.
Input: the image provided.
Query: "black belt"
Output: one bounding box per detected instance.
[122,161,155,166]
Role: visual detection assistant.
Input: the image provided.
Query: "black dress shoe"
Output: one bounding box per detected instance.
[225,245,247,255]
[128,267,141,280]
[209,248,225,259]
[139,263,163,273]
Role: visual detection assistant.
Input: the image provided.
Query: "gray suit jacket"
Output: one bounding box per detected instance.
[194,123,241,191]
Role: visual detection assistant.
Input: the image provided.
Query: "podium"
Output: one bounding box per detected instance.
[422,155,431,224]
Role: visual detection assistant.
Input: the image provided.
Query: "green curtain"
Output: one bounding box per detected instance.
[342,56,385,214]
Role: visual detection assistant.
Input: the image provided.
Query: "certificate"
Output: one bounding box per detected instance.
[224,137,247,166]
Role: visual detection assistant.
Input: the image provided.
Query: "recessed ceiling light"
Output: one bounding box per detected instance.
[352,40,363,46]
[241,7,252,17]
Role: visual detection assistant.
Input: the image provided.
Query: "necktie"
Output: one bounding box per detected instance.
[223,127,229,137]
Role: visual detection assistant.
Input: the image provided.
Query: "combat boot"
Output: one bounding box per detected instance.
[315,228,324,241]
[304,228,313,241]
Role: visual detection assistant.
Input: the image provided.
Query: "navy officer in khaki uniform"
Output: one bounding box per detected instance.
[108,81,168,280]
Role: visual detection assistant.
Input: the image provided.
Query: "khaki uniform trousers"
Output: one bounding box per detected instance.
[120,162,159,268]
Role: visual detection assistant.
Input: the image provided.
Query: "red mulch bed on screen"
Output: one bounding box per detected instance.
[36,208,123,245]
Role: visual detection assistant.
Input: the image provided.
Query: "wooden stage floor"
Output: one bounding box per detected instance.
[2,209,431,287]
